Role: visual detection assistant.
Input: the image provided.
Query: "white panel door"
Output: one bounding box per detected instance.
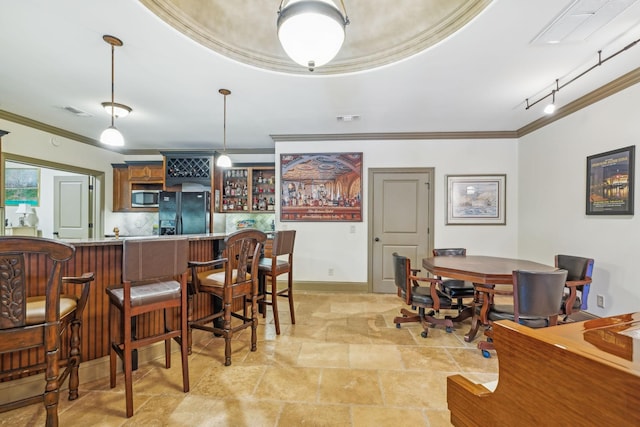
[54,175,89,239]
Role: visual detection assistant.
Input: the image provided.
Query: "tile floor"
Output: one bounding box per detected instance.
[2,291,500,426]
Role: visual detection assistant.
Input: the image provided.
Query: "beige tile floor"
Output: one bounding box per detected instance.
[2,291,500,426]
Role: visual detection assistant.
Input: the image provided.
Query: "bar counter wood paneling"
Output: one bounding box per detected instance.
[0,234,226,378]
[447,314,640,426]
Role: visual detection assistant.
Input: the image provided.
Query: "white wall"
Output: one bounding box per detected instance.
[0,118,125,235]
[518,83,640,317]
[276,139,519,283]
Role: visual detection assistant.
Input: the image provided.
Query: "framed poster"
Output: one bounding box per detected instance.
[586,145,635,215]
[5,168,40,206]
[446,174,506,225]
[280,152,362,222]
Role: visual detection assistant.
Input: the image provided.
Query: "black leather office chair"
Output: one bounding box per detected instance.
[555,255,594,321]
[432,248,475,322]
[392,252,454,338]
[477,269,568,357]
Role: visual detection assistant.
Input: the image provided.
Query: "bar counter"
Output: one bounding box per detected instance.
[0,233,228,376]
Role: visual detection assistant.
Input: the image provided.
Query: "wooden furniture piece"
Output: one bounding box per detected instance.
[106,237,190,418]
[555,254,594,321]
[0,237,93,427]
[4,225,39,236]
[475,269,567,357]
[189,229,266,366]
[447,313,640,426]
[112,161,164,212]
[0,234,226,388]
[432,248,475,321]
[258,229,296,334]
[392,252,454,338]
[217,166,276,212]
[422,255,557,342]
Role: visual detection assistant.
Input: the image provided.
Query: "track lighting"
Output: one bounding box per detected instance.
[525,37,640,115]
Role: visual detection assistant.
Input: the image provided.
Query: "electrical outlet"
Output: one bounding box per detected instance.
[596,294,605,308]
[328,268,334,276]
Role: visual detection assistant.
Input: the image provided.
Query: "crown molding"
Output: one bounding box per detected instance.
[270,131,519,142]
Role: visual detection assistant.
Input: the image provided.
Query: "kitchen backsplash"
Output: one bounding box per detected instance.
[108,212,275,236]
[224,213,275,233]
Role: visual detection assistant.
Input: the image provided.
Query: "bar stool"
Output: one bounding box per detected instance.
[106,237,190,418]
[258,230,296,335]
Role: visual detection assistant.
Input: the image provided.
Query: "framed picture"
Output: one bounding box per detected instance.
[280,152,362,222]
[446,174,506,225]
[586,145,635,215]
[4,168,40,206]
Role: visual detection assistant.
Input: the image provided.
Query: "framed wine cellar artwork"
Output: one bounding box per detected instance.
[280,152,363,222]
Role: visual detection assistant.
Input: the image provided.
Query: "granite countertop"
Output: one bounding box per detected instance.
[64,232,227,246]
[63,231,273,247]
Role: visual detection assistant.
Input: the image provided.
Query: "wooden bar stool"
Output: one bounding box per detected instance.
[106,237,190,418]
[258,230,296,335]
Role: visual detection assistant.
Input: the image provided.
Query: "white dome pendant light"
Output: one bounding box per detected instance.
[277,0,350,72]
[216,89,232,168]
[100,35,127,146]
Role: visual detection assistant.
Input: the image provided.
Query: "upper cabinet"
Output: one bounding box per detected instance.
[218,166,275,213]
[163,152,214,187]
[112,161,164,212]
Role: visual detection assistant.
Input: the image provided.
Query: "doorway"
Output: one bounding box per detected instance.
[369,168,434,293]
[1,153,104,239]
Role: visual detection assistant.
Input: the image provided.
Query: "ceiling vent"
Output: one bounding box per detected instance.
[337,114,360,122]
[60,105,92,117]
[533,0,638,44]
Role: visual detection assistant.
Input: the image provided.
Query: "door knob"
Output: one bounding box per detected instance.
[374,237,380,242]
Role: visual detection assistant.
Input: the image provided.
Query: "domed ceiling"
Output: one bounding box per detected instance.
[140,0,491,74]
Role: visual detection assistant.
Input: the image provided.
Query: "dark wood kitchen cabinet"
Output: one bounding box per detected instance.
[112,161,164,212]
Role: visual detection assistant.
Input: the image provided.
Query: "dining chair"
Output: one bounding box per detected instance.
[106,237,190,418]
[392,252,454,338]
[555,255,594,321]
[432,248,475,321]
[476,269,568,357]
[189,229,266,366]
[258,229,296,335]
[0,237,94,427]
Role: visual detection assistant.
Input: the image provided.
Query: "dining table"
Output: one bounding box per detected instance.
[422,255,557,341]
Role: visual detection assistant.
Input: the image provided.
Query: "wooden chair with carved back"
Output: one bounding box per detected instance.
[0,237,93,427]
[188,229,266,366]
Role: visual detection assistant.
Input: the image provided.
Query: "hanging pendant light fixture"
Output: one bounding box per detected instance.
[277,0,350,72]
[100,35,128,146]
[216,89,232,168]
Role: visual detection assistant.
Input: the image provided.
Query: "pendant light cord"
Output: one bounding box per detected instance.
[110,42,115,127]
[223,92,227,153]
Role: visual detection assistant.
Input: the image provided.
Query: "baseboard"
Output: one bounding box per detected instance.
[291,281,368,293]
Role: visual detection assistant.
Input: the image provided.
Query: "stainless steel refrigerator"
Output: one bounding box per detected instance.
[158,191,210,235]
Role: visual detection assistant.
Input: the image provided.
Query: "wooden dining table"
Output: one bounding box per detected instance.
[422,255,557,341]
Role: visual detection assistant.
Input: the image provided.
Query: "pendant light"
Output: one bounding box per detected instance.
[100,35,127,146]
[216,89,232,168]
[277,0,350,71]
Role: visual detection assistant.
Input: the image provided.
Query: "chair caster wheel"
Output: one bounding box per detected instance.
[395,323,401,329]
[482,350,491,358]
[420,331,428,338]
[487,337,493,343]
[446,326,453,333]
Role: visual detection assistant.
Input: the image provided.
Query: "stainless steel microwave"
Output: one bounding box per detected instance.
[131,190,159,207]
